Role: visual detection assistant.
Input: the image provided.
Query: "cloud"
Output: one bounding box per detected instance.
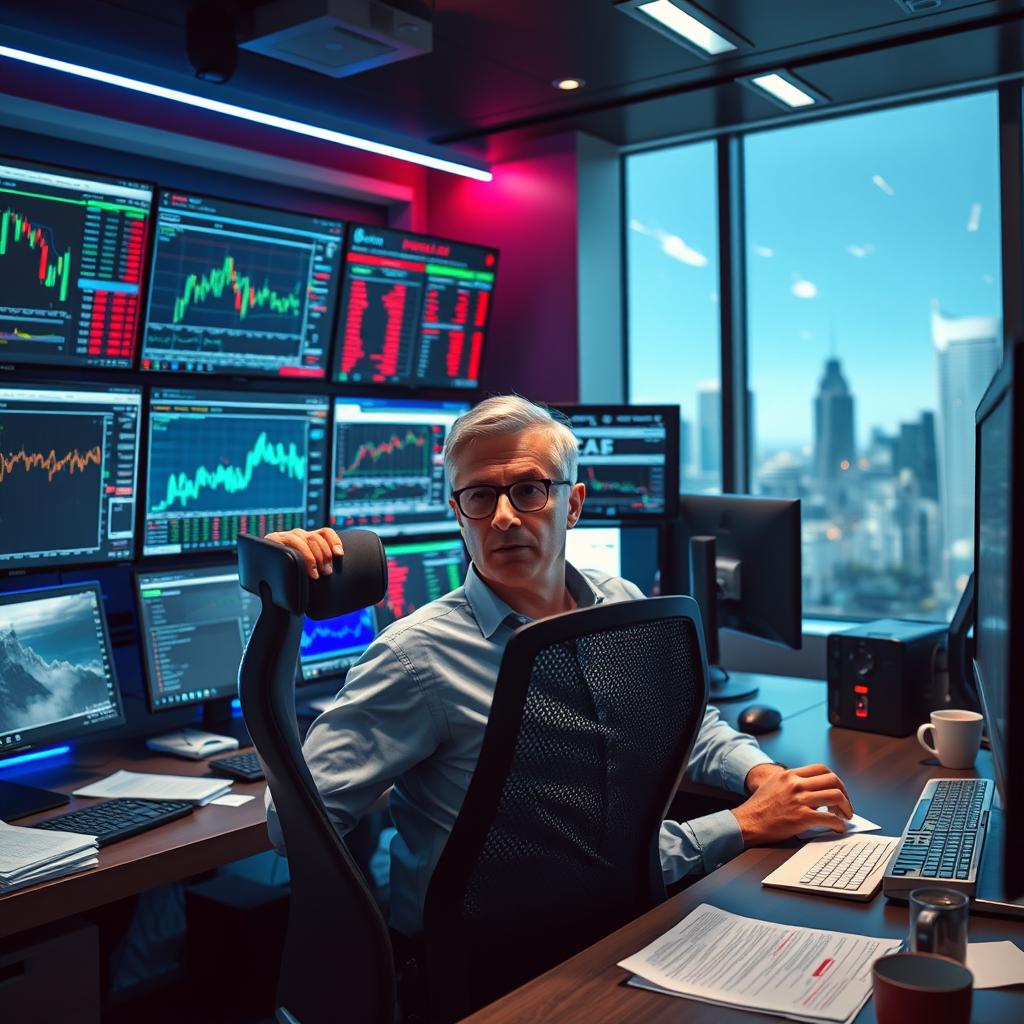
[629,218,649,234]
[752,245,775,258]
[630,219,708,267]
[967,202,981,232]
[791,276,817,299]
[846,243,875,258]
[872,174,895,196]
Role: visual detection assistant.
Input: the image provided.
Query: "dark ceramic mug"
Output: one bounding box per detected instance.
[872,952,972,1024]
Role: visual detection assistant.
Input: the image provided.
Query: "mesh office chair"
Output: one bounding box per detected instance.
[422,595,709,1021]
[236,531,392,1024]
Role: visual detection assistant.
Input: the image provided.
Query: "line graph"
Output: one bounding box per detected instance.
[147,415,308,516]
[173,254,302,324]
[0,444,101,482]
[337,425,432,478]
[300,608,375,658]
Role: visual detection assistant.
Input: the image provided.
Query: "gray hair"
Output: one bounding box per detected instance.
[444,395,579,490]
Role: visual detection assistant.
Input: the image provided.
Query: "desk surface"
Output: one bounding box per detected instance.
[465,700,1024,1023]
[0,741,269,942]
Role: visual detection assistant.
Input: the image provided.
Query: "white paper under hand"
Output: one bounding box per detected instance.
[798,811,880,841]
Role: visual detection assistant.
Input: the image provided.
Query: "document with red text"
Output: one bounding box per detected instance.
[618,904,901,1023]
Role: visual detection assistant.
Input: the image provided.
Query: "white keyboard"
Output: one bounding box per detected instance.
[762,835,900,901]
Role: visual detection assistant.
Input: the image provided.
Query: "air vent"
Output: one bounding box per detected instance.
[240,0,432,78]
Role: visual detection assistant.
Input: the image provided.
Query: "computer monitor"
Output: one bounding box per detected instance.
[135,563,260,725]
[144,387,330,556]
[333,225,497,389]
[0,155,153,370]
[565,524,663,597]
[0,382,142,571]
[677,494,802,702]
[375,537,469,631]
[141,189,344,378]
[972,338,1023,899]
[299,606,377,683]
[553,405,680,520]
[330,396,468,537]
[0,581,124,820]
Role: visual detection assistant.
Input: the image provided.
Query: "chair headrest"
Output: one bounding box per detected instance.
[237,530,388,619]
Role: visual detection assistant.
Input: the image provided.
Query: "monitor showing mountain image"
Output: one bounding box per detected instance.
[0,582,124,756]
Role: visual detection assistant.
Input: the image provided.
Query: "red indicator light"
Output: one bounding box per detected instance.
[854,685,869,694]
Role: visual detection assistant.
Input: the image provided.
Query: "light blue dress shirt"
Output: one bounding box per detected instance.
[266,562,773,936]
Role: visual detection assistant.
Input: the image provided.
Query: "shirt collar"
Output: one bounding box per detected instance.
[464,561,606,640]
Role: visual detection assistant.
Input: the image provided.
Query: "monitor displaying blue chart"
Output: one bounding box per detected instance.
[144,387,329,556]
[299,606,377,682]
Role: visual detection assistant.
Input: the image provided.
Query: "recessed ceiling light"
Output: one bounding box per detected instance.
[554,78,585,91]
[740,70,825,109]
[617,0,748,58]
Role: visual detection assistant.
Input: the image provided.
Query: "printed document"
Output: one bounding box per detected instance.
[619,903,901,1023]
[73,770,231,805]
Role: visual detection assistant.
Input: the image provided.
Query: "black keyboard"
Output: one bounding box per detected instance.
[31,799,195,847]
[209,750,265,782]
[882,777,994,898]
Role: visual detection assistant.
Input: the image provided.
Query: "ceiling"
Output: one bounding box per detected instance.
[1,0,1024,161]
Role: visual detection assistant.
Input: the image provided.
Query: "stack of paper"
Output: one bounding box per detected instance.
[619,903,902,1023]
[73,770,232,806]
[0,819,98,893]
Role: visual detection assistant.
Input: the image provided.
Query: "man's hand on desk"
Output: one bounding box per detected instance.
[731,763,854,847]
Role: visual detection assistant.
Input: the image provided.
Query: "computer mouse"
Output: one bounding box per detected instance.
[737,704,782,735]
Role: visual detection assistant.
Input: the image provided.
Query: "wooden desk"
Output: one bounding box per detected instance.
[0,741,270,942]
[465,706,1024,1023]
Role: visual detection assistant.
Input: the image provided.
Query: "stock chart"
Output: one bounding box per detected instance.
[331,398,466,536]
[334,225,496,389]
[0,158,152,369]
[299,607,377,681]
[0,383,141,569]
[144,388,328,555]
[142,191,343,378]
[558,406,679,519]
[374,539,468,631]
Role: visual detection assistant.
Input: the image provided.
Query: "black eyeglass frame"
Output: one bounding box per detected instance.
[451,478,573,519]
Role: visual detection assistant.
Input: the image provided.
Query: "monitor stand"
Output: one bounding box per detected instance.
[707,665,759,703]
[0,780,69,822]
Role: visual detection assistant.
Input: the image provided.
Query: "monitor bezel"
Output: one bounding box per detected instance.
[0,579,125,759]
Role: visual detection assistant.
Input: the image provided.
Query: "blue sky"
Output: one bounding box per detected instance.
[627,91,1002,453]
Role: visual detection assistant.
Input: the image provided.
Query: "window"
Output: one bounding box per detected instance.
[745,92,1001,620]
[626,141,721,493]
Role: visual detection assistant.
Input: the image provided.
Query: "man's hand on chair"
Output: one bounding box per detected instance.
[731,763,854,846]
[265,527,345,580]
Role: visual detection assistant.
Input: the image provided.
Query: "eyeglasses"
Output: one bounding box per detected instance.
[452,478,572,520]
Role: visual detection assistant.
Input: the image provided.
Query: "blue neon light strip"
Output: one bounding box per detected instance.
[0,745,71,769]
[0,45,492,182]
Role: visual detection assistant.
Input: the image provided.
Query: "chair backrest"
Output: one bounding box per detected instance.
[422,595,709,1021]
[237,531,392,1024]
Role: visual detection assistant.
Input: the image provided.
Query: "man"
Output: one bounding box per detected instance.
[266,395,853,939]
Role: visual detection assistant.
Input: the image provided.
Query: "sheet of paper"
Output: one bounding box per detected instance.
[798,812,880,841]
[210,794,255,807]
[967,941,1024,989]
[0,819,98,875]
[73,770,231,803]
[618,903,901,1023]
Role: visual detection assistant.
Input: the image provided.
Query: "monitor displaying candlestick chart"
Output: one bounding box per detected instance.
[374,538,468,631]
[331,397,468,537]
[553,405,680,520]
[0,156,152,369]
[0,382,142,569]
[299,606,377,682]
[333,225,497,389]
[144,387,329,556]
[141,190,343,378]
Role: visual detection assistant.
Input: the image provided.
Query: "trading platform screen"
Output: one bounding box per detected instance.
[0,383,141,570]
[0,582,124,753]
[136,565,261,710]
[299,606,376,682]
[334,225,497,389]
[141,190,343,378]
[331,397,467,537]
[557,405,680,520]
[145,388,329,556]
[0,157,152,369]
[375,538,468,631]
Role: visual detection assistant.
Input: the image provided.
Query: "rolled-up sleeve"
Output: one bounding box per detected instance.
[265,631,446,854]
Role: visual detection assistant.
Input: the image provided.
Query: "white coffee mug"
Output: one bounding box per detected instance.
[917,710,984,770]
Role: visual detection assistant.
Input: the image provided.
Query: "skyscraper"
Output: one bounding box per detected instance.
[931,301,1002,590]
[698,382,720,476]
[813,357,856,483]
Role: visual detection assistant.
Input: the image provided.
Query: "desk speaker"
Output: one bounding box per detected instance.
[827,619,947,736]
